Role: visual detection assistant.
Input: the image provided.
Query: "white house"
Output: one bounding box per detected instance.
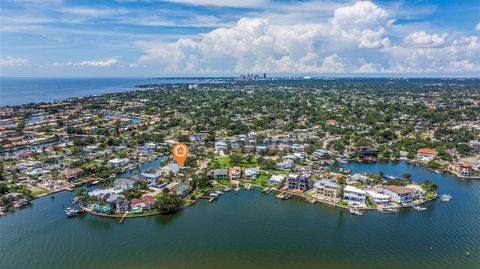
[416,148,438,160]
[244,167,259,180]
[268,175,285,186]
[342,185,367,206]
[382,185,414,204]
[114,178,136,190]
[365,190,390,204]
[160,162,180,176]
[277,159,294,170]
[107,158,129,168]
[350,173,369,183]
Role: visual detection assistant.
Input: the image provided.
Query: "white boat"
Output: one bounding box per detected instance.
[378,207,399,214]
[65,207,80,218]
[413,205,428,211]
[440,194,452,202]
[350,208,363,216]
[209,192,219,197]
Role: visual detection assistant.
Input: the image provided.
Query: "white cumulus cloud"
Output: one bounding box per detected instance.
[132,1,479,75]
[0,56,30,67]
[330,0,392,48]
[403,31,448,48]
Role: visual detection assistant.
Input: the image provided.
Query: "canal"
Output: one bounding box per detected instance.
[0,161,479,269]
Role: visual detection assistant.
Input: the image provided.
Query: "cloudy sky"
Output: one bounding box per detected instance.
[0,0,479,77]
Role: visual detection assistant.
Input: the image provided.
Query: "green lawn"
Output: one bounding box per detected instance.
[212,155,259,169]
[272,170,291,175]
[29,186,50,197]
[254,174,271,187]
[216,156,231,168]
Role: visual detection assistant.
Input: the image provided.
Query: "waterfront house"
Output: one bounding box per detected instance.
[208,169,228,181]
[268,175,285,186]
[107,158,129,168]
[114,179,136,190]
[287,173,312,191]
[139,173,160,185]
[382,185,414,204]
[61,167,84,181]
[229,166,241,181]
[359,148,378,158]
[342,185,367,206]
[314,179,342,203]
[131,195,155,210]
[171,182,192,197]
[88,188,123,200]
[454,162,473,176]
[160,162,179,176]
[244,167,259,180]
[115,199,130,212]
[350,173,369,183]
[215,141,228,153]
[277,159,294,170]
[416,148,438,160]
[365,190,390,204]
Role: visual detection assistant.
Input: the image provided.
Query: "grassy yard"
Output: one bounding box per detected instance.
[254,174,272,187]
[272,170,291,175]
[211,155,259,169]
[29,186,50,197]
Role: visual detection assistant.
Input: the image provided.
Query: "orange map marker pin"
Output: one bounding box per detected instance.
[172,143,189,166]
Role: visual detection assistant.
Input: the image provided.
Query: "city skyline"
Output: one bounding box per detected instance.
[1,0,479,77]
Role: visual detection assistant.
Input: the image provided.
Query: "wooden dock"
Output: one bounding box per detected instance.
[199,196,216,202]
[119,211,129,224]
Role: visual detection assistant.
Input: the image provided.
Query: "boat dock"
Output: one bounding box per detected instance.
[199,196,217,202]
[276,192,292,200]
[262,188,274,194]
[119,211,129,224]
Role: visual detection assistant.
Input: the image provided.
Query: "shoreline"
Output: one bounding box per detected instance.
[78,181,438,220]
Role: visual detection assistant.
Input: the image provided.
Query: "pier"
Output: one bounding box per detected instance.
[199,196,216,202]
[119,211,129,224]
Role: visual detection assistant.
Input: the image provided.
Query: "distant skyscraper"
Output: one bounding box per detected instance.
[263,73,266,79]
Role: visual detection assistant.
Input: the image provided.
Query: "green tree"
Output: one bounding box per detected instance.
[156,189,182,213]
[16,119,26,134]
[401,173,412,181]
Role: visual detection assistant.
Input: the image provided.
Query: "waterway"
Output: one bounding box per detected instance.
[0,161,479,269]
[0,77,232,106]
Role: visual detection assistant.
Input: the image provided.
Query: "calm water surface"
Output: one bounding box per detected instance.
[0,77,231,106]
[1,161,479,269]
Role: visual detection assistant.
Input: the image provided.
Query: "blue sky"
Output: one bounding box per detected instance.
[0,0,479,77]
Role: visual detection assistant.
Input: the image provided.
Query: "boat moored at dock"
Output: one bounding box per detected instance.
[378,207,399,214]
[413,205,428,212]
[65,207,82,218]
[349,207,363,216]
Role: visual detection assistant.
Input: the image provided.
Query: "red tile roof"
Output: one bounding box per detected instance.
[417,148,438,155]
